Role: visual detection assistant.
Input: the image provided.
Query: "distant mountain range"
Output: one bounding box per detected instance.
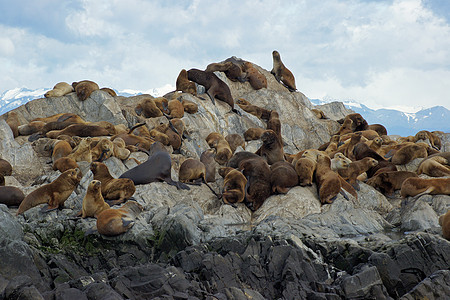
[310,99,450,137]
[0,87,448,137]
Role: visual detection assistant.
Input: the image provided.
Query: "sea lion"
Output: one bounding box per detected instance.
[270,161,298,193]
[52,157,79,173]
[337,132,363,160]
[112,137,131,160]
[325,135,341,156]
[390,143,428,165]
[51,140,72,163]
[17,168,82,215]
[219,167,247,205]
[167,99,184,118]
[255,130,284,165]
[353,143,397,178]
[90,162,136,205]
[244,127,265,141]
[72,80,99,101]
[111,128,154,151]
[178,158,219,196]
[366,171,418,197]
[135,97,163,118]
[337,157,378,190]
[271,50,296,91]
[226,151,261,169]
[336,119,353,136]
[187,68,240,114]
[100,87,117,97]
[366,136,383,153]
[439,210,450,240]
[96,200,143,236]
[0,158,13,176]
[182,99,198,114]
[152,97,169,113]
[67,137,92,163]
[200,149,216,182]
[81,180,110,218]
[149,129,170,146]
[368,124,387,136]
[119,142,189,190]
[236,98,272,120]
[45,82,74,98]
[46,124,110,139]
[400,177,450,198]
[6,111,20,138]
[90,138,114,162]
[330,155,350,172]
[414,130,441,150]
[225,133,245,153]
[0,186,25,207]
[175,69,197,96]
[338,113,369,132]
[267,110,282,144]
[311,108,328,119]
[18,121,45,136]
[206,132,232,165]
[417,153,450,177]
[295,156,317,186]
[90,121,117,135]
[153,123,181,150]
[238,157,271,211]
[205,61,246,82]
[242,61,267,90]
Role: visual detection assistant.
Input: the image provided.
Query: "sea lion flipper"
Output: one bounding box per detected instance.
[385,150,394,159]
[339,189,349,201]
[352,181,360,191]
[206,90,216,105]
[232,108,242,116]
[121,218,135,228]
[40,204,58,213]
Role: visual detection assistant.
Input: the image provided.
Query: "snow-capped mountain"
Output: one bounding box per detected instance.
[310,99,450,136]
[0,85,175,116]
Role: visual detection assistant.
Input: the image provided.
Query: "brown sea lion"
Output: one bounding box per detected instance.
[0,158,13,176]
[96,200,143,236]
[414,130,442,150]
[182,99,198,114]
[100,87,117,97]
[242,61,267,90]
[0,174,4,186]
[90,138,114,162]
[178,158,219,196]
[51,140,72,163]
[111,130,154,151]
[206,132,232,165]
[315,154,342,204]
[255,130,284,165]
[45,82,74,98]
[353,142,397,178]
[219,167,247,205]
[167,99,184,118]
[0,186,25,207]
[271,50,296,91]
[67,137,92,163]
[72,80,99,101]
[200,149,216,182]
[238,157,271,211]
[368,124,387,136]
[17,168,82,215]
[366,136,383,153]
[244,127,266,141]
[337,132,363,160]
[267,110,282,144]
[366,171,417,197]
[119,142,189,190]
[205,61,246,82]
[400,177,450,198]
[236,98,271,120]
[46,124,110,139]
[336,119,353,136]
[135,97,163,118]
[153,123,182,150]
[90,162,136,205]
[270,161,298,193]
[81,180,110,218]
[295,156,317,186]
[439,210,450,240]
[311,108,328,119]
[176,69,197,96]
[18,121,45,136]
[6,111,20,138]
[152,97,169,113]
[338,157,378,190]
[52,157,79,173]
[417,153,450,177]
[187,68,240,114]
[338,113,369,132]
[226,151,261,169]
[390,143,428,165]
[225,133,245,153]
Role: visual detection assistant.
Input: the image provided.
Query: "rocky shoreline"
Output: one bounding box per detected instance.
[0,63,449,299]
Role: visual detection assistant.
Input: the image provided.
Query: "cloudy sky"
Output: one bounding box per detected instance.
[1,0,449,112]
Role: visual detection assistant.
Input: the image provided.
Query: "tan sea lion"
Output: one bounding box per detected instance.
[400,177,450,198]
[270,161,298,193]
[52,157,79,173]
[178,158,219,196]
[417,153,450,177]
[17,168,82,214]
[414,130,441,150]
[0,186,25,207]
[96,200,143,236]
[167,99,184,118]
[6,111,20,138]
[439,210,450,240]
[182,99,198,114]
[72,80,99,101]
[255,129,284,165]
[90,162,136,205]
[81,180,110,218]
[271,50,296,91]
[311,108,328,119]
[67,137,92,163]
[206,132,232,165]
[51,140,73,163]
[99,87,117,97]
[90,138,114,162]
[135,97,163,118]
[175,69,197,96]
[200,149,216,182]
[187,68,240,114]
[244,127,266,141]
[242,61,267,90]
[45,82,74,98]
[225,133,245,153]
[219,167,247,205]
[112,137,131,160]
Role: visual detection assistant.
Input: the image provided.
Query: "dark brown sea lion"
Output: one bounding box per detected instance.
[119,142,189,190]
[46,124,110,138]
[368,124,387,136]
[238,157,271,211]
[200,149,216,182]
[270,161,298,194]
[271,50,296,91]
[0,186,25,207]
[236,98,271,120]
[0,158,13,176]
[219,167,247,206]
[226,151,261,169]
[337,113,369,132]
[225,133,245,153]
[255,130,284,165]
